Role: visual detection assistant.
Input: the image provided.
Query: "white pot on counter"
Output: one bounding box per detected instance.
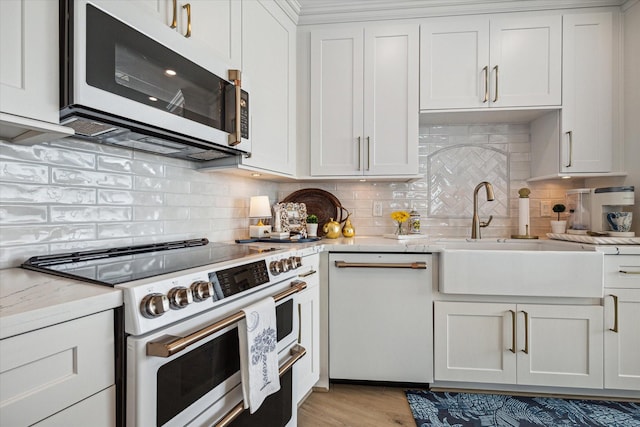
[550,220,567,233]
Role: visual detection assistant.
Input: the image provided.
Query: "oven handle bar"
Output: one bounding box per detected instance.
[334,260,427,269]
[146,280,307,358]
[214,344,307,427]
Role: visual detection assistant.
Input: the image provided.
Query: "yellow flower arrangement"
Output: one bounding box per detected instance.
[390,210,410,223]
[390,210,410,235]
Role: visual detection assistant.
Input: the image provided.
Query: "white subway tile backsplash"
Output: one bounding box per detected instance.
[97,222,163,239]
[0,162,49,183]
[50,206,132,223]
[98,189,164,206]
[52,168,132,188]
[0,123,584,269]
[0,183,97,204]
[0,224,95,246]
[134,176,190,193]
[0,205,48,224]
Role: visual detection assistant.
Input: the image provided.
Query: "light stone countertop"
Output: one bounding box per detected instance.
[2,235,638,339]
[0,268,123,339]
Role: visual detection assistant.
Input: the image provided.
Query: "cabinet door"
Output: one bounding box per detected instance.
[0,311,114,426]
[241,1,296,175]
[132,0,241,68]
[604,290,640,391]
[0,0,59,123]
[489,15,561,107]
[181,0,241,68]
[310,28,364,176]
[364,25,419,175]
[517,304,603,389]
[420,17,490,109]
[295,282,320,403]
[561,13,613,173]
[434,302,517,384]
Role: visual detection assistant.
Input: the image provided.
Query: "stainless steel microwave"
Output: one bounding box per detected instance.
[60,0,250,161]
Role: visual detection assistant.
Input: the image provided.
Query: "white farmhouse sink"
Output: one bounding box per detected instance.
[438,239,604,297]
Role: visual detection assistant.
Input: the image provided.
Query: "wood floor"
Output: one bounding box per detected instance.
[297,384,417,426]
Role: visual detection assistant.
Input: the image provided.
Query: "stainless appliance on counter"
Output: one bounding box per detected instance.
[23,239,318,427]
[60,0,250,161]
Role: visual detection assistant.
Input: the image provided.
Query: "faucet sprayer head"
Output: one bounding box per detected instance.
[485,183,495,201]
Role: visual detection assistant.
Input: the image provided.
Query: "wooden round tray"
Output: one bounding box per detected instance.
[281,188,347,237]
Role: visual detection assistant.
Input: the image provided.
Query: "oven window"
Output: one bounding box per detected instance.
[229,368,293,427]
[156,328,239,426]
[85,4,228,130]
[276,299,293,341]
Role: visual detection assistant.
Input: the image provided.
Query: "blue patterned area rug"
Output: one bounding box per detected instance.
[405,390,640,427]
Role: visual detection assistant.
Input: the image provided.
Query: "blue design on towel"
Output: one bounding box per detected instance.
[250,326,277,390]
[405,390,640,427]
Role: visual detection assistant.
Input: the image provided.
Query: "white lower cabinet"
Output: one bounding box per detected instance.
[603,255,640,391]
[434,301,603,389]
[295,274,320,403]
[0,310,115,426]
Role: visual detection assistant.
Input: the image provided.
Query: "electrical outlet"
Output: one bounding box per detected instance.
[373,201,383,217]
[540,200,552,217]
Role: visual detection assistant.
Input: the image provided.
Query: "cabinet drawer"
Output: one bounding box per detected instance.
[33,386,116,427]
[604,255,640,288]
[0,310,115,426]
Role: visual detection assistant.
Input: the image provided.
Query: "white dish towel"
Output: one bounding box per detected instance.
[238,296,280,413]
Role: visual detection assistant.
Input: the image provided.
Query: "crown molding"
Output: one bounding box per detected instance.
[297,0,625,25]
[622,0,639,11]
[275,0,302,24]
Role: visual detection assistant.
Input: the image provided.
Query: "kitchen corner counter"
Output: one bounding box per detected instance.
[0,268,123,340]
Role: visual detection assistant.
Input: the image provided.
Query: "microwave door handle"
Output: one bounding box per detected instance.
[228,69,242,146]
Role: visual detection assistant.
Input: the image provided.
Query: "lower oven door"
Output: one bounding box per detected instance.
[127,281,302,427]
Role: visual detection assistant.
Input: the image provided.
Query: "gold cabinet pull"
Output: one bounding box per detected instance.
[182,3,192,38]
[619,270,640,275]
[492,65,499,103]
[609,294,619,333]
[482,66,489,103]
[170,0,178,28]
[366,136,371,171]
[509,310,516,353]
[521,310,529,354]
[565,131,573,168]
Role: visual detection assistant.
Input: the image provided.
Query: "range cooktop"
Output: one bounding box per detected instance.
[22,238,282,286]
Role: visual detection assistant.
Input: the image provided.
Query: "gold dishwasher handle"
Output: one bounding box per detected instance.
[334,261,427,269]
[146,281,307,357]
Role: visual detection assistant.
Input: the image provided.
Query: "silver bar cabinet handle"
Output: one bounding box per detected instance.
[334,261,427,269]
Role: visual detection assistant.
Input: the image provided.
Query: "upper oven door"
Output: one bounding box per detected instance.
[64,0,250,153]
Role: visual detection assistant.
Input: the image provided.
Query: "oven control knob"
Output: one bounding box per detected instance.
[269,260,282,275]
[140,293,169,318]
[190,280,213,302]
[280,259,291,273]
[168,286,193,309]
[291,256,302,269]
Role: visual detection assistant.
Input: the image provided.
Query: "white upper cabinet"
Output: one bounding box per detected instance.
[310,24,419,177]
[130,0,241,68]
[560,12,613,173]
[0,0,73,144]
[240,0,297,176]
[420,14,561,110]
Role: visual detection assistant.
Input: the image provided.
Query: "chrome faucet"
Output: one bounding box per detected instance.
[471,181,495,239]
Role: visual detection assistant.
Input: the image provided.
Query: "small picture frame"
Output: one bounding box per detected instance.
[274,202,307,235]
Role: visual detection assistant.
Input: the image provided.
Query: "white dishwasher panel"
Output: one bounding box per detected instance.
[329,252,433,383]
